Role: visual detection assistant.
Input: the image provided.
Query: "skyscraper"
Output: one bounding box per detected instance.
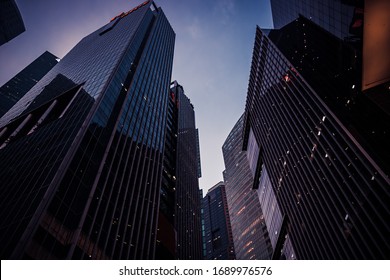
[0,1,175,259]
[0,51,59,118]
[243,1,390,259]
[0,0,25,46]
[269,0,390,173]
[155,86,178,259]
[171,81,203,260]
[270,0,361,41]
[222,115,272,260]
[202,182,235,260]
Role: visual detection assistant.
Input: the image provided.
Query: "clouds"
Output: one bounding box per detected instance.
[186,17,203,39]
[214,0,236,25]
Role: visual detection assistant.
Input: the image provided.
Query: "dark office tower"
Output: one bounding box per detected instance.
[155,87,178,259]
[202,182,235,260]
[0,51,59,118]
[222,115,272,260]
[200,189,207,259]
[0,0,25,46]
[171,81,203,259]
[270,0,363,41]
[271,0,390,148]
[243,19,390,258]
[0,1,175,259]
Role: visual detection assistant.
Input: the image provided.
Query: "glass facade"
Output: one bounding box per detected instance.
[0,1,176,259]
[243,23,390,259]
[267,15,390,175]
[222,115,272,260]
[271,0,362,41]
[202,182,235,260]
[256,166,295,259]
[171,81,203,260]
[0,51,59,117]
[155,83,179,259]
[0,0,25,45]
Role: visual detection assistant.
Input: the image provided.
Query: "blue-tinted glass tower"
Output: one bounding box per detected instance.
[0,1,175,259]
[203,182,235,260]
[0,51,59,117]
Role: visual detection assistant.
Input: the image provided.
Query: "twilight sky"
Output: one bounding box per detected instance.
[0,0,273,192]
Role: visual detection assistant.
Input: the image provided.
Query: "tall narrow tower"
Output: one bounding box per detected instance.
[171,81,203,260]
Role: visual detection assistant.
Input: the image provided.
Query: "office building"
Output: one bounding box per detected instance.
[171,81,203,260]
[155,86,178,259]
[202,182,235,260]
[200,189,207,258]
[0,0,25,45]
[243,1,390,259]
[0,51,59,117]
[222,115,272,260]
[0,1,175,259]
[270,0,390,182]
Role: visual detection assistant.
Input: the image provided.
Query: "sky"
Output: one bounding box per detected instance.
[0,0,273,192]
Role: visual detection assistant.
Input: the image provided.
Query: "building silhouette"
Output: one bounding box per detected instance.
[171,81,203,260]
[0,51,59,117]
[243,0,390,259]
[155,84,179,259]
[202,182,235,260]
[0,0,25,46]
[222,115,272,259]
[0,1,176,259]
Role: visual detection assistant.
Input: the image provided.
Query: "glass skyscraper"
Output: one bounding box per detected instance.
[0,51,59,118]
[271,0,362,41]
[0,1,175,259]
[171,81,203,260]
[222,115,272,260]
[202,182,235,260]
[243,0,389,259]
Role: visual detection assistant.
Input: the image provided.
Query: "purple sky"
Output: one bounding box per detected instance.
[0,0,273,191]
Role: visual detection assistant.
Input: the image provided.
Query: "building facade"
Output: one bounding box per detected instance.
[0,0,25,46]
[222,115,272,260]
[243,3,390,258]
[269,0,390,175]
[202,182,235,260]
[270,0,363,41]
[0,51,59,117]
[155,85,179,259]
[171,81,203,260]
[0,1,176,259]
